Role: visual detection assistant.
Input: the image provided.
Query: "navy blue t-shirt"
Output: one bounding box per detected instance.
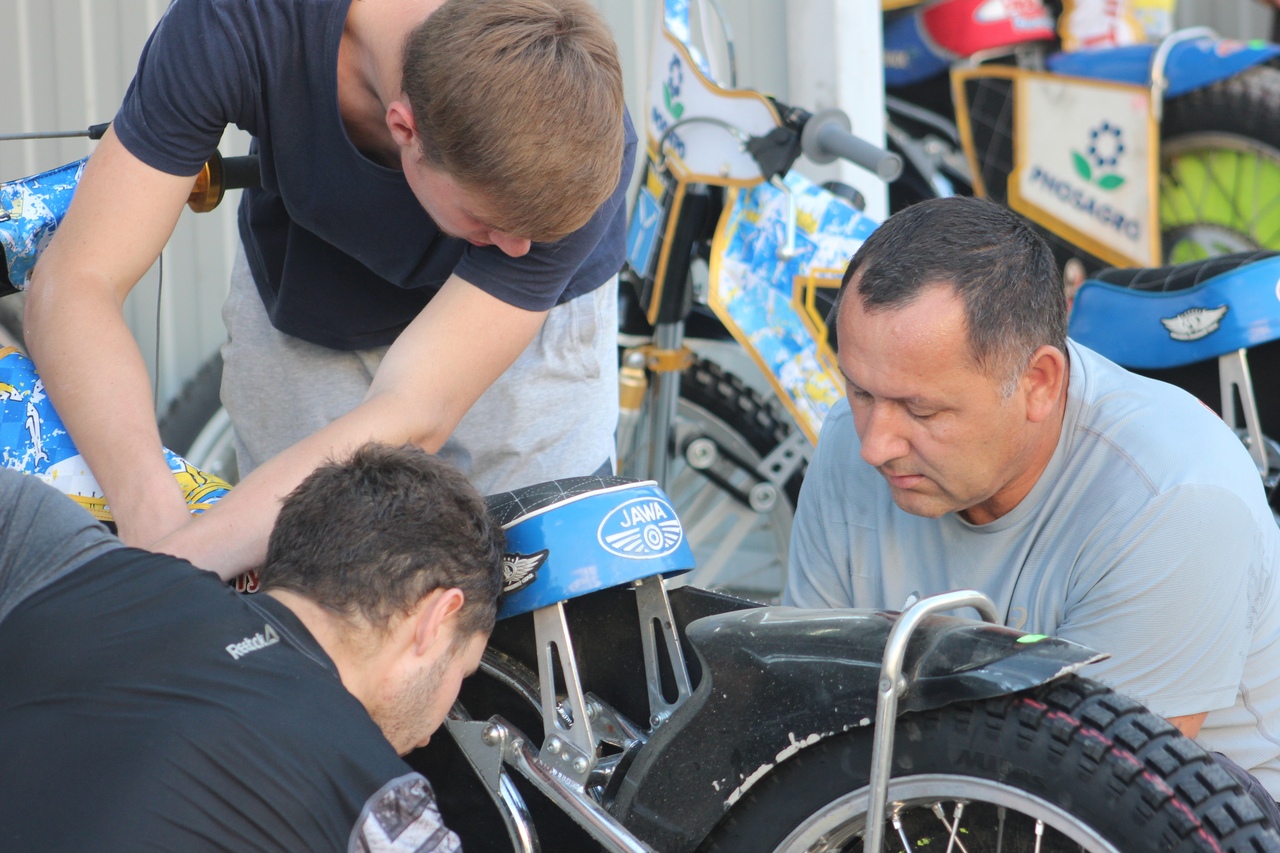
[114,0,635,350]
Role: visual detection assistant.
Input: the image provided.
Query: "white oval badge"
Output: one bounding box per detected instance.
[597,496,684,559]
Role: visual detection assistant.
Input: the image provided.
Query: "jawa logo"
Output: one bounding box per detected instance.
[598,497,684,559]
[1161,305,1228,341]
[502,550,548,595]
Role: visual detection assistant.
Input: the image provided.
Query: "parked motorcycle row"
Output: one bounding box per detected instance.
[5,0,1280,849]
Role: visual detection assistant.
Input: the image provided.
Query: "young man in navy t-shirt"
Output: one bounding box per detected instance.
[25,0,634,581]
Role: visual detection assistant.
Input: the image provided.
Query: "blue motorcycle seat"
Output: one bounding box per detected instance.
[1095,251,1280,293]
[1069,252,1280,368]
[488,477,695,619]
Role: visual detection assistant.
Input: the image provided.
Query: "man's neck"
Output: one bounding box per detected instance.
[338,0,444,166]
[959,362,1072,526]
[266,589,383,705]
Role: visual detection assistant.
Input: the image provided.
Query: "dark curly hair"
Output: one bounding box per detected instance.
[259,443,504,639]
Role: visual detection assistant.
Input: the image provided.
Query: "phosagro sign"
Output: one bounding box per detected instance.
[1006,71,1160,268]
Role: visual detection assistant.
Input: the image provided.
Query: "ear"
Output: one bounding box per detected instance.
[1022,345,1067,424]
[409,587,466,658]
[385,100,418,150]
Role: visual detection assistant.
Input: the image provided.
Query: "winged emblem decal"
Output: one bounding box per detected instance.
[1160,305,1228,342]
[502,549,548,594]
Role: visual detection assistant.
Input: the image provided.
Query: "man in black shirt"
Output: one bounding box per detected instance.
[0,443,504,852]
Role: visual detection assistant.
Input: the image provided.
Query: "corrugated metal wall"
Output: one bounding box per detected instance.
[0,0,246,410]
[0,0,1268,409]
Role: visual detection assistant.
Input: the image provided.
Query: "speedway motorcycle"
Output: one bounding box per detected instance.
[881,0,1280,274]
[1067,248,1280,503]
[3,185,1274,848]
[0,330,1270,850]
[2,27,1279,853]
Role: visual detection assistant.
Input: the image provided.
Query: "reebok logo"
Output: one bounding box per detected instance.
[226,624,280,660]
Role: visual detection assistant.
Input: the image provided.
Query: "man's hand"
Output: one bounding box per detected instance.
[1168,712,1208,739]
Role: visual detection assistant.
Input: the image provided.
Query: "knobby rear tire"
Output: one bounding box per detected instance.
[700,674,1280,853]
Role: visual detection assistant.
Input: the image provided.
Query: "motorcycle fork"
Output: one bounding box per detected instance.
[446,578,692,853]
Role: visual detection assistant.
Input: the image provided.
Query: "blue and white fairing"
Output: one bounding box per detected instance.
[0,158,85,292]
[489,477,694,620]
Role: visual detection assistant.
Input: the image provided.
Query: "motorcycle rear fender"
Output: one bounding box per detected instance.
[612,606,1105,853]
[1046,38,1280,99]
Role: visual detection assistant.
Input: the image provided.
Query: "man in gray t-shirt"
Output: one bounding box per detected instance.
[785,197,1280,801]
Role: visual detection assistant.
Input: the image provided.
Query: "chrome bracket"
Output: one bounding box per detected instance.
[770,174,800,260]
[533,602,597,785]
[863,590,1000,853]
[1220,348,1269,477]
[445,711,540,853]
[634,576,694,729]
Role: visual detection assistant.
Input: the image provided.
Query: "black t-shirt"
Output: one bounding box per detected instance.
[113,0,636,350]
[0,533,457,852]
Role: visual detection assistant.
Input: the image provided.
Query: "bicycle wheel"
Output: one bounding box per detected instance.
[701,675,1280,853]
[1161,65,1280,262]
[624,357,806,604]
[157,352,239,484]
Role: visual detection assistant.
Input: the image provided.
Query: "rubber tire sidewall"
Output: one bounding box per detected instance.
[699,675,1276,853]
[157,352,224,458]
[1161,64,1280,259]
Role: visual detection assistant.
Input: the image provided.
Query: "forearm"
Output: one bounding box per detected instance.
[24,282,191,544]
[22,129,198,545]
[152,389,450,578]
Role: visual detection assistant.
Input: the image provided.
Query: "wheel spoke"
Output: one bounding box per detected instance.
[1162,134,1280,259]
[891,813,912,852]
[939,801,970,853]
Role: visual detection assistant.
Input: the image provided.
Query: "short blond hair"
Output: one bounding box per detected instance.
[403,0,625,243]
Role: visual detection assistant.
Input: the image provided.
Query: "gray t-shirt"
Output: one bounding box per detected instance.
[786,341,1280,796]
[0,466,122,625]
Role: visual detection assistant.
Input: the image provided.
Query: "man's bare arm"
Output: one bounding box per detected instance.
[1168,712,1208,739]
[25,128,198,546]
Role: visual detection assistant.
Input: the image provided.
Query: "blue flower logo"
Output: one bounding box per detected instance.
[664,56,685,119]
[1073,122,1126,191]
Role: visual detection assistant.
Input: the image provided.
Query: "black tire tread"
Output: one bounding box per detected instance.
[157,352,224,456]
[679,358,806,505]
[701,675,1279,853]
[1164,65,1280,149]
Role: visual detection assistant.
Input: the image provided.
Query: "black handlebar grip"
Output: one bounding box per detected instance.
[800,109,903,183]
[220,155,260,191]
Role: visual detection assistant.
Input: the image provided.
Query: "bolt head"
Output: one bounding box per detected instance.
[686,437,717,470]
[572,757,589,774]
[546,737,562,754]
[748,482,778,512]
[481,724,503,746]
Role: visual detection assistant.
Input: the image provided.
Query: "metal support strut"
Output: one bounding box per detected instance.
[862,590,1001,853]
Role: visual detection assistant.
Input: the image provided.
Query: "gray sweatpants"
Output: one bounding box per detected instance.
[220,245,619,495]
